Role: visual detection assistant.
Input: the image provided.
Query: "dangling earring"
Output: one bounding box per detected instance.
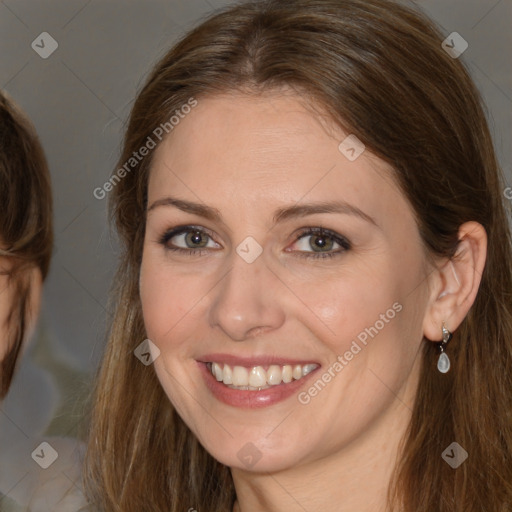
[437,322,452,373]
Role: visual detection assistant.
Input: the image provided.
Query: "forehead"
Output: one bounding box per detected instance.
[152,91,349,173]
[147,92,409,229]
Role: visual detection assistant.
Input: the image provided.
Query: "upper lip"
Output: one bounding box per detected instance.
[198,353,320,367]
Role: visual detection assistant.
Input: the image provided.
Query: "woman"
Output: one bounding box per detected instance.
[0,91,52,401]
[0,92,52,510]
[0,92,89,512]
[84,0,512,510]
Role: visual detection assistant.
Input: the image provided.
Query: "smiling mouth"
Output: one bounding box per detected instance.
[206,362,319,391]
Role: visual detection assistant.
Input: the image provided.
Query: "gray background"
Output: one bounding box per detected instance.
[0,0,511,504]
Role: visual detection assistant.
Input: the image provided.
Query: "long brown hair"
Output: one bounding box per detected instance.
[83,0,512,510]
[0,91,53,399]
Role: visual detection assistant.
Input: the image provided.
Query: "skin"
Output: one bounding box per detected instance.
[139,90,487,511]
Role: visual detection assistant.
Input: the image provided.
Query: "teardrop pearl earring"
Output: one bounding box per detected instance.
[437,322,452,373]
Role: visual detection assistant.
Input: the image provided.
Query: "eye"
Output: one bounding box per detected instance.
[288,227,351,259]
[158,225,351,260]
[159,226,220,255]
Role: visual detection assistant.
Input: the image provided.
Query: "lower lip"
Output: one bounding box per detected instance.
[198,362,320,408]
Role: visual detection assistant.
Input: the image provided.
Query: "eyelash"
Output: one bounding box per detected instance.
[158,225,351,260]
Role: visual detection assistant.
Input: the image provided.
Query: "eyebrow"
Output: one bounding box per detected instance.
[147,196,379,228]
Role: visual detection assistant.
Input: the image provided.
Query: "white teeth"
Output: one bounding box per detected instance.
[222,364,233,385]
[208,362,319,390]
[249,366,267,387]
[212,362,223,381]
[282,365,293,383]
[232,366,249,386]
[267,365,282,385]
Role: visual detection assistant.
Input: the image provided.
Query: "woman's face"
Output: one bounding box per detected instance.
[140,91,432,472]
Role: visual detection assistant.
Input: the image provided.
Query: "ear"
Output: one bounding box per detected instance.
[422,221,487,341]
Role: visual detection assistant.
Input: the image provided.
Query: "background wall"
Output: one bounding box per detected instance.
[0,0,511,507]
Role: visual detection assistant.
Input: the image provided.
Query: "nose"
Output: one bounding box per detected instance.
[208,248,286,341]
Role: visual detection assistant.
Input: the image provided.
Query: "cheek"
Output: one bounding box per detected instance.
[140,258,176,343]
[287,259,403,355]
[139,252,208,347]
[299,254,424,391]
